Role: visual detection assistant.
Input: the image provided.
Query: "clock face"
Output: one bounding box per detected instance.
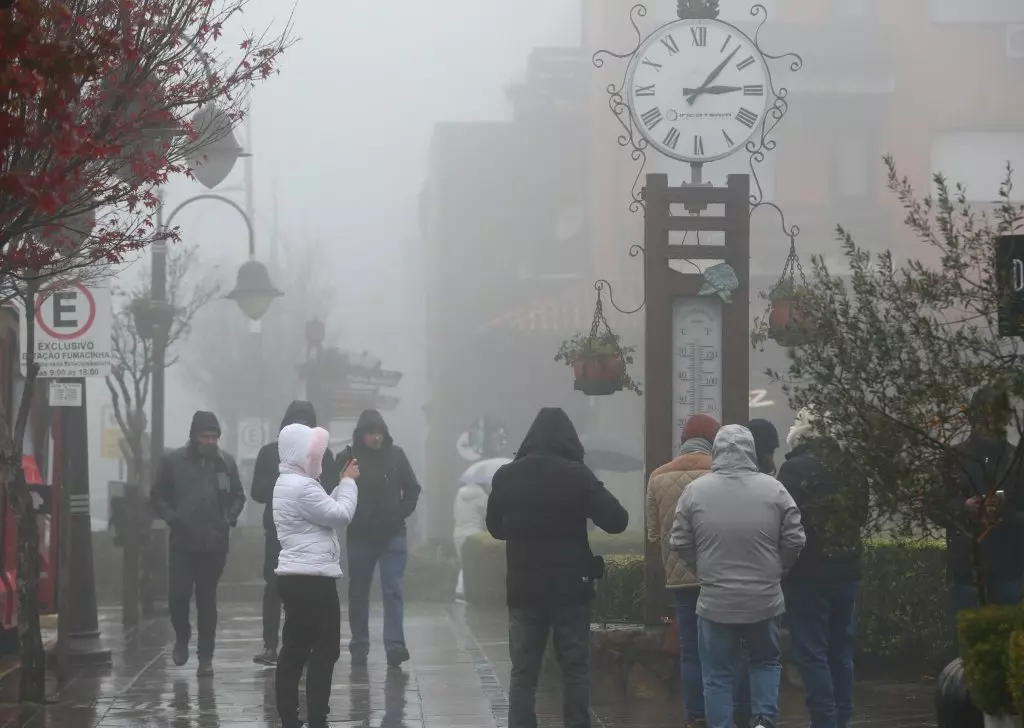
[627,19,771,163]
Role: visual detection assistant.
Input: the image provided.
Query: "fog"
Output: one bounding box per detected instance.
[86,0,1024,545]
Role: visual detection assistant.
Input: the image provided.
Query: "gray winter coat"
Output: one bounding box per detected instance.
[670,424,805,624]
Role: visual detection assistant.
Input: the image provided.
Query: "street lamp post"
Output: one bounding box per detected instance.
[140,191,280,618]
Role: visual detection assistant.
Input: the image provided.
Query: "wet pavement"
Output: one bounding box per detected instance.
[0,602,937,727]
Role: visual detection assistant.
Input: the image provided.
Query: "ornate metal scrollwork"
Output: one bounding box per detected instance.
[594,245,647,315]
[592,4,651,213]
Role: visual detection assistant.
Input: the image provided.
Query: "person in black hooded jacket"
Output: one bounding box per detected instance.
[486,407,628,728]
[249,401,339,666]
[339,410,421,668]
[151,410,246,678]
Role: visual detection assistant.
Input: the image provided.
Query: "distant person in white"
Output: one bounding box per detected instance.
[273,423,359,728]
[671,424,805,728]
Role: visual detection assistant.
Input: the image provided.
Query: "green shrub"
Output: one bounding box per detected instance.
[856,539,952,666]
[462,531,645,606]
[593,555,645,625]
[405,539,459,603]
[958,605,1024,715]
[1009,630,1024,717]
[462,534,960,669]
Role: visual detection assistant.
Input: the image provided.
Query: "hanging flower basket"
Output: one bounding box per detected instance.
[766,239,816,348]
[572,352,626,395]
[555,292,642,396]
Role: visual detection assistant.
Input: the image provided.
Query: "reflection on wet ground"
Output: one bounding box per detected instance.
[0,603,936,727]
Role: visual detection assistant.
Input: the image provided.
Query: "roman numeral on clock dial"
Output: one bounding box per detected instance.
[736,56,755,71]
[635,84,656,97]
[735,107,758,129]
[664,127,681,150]
[693,135,705,156]
[661,34,680,54]
[690,27,707,47]
[641,107,663,130]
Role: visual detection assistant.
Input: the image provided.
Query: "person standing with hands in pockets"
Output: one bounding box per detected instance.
[273,423,360,728]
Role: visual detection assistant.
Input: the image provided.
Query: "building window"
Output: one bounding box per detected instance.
[833,133,874,201]
[931,130,1024,203]
[931,0,1024,23]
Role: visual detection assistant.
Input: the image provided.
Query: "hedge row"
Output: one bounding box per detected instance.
[462,533,955,667]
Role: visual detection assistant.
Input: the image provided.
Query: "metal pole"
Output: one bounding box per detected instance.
[148,191,169,613]
[64,380,111,665]
[54,406,70,680]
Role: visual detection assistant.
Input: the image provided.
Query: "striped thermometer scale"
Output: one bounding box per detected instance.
[672,297,724,452]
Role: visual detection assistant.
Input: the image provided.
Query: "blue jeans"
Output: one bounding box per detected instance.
[347,532,408,656]
[673,589,751,725]
[784,581,858,728]
[950,578,1023,614]
[697,615,782,728]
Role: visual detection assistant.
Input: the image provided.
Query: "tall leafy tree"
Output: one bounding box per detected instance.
[755,156,1024,605]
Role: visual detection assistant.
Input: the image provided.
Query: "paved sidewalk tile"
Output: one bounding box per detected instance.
[0,603,937,727]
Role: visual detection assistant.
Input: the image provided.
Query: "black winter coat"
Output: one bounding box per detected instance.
[343,410,421,543]
[777,440,867,584]
[250,401,339,546]
[151,445,246,553]
[944,436,1024,583]
[486,408,629,608]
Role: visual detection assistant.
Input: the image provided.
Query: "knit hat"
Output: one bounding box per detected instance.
[682,414,721,445]
[747,419,780,459]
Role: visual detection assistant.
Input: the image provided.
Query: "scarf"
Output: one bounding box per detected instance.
[679,437,713,456]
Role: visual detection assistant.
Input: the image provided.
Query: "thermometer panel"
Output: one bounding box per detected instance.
[672,297,724,453]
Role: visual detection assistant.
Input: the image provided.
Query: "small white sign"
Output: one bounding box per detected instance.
[20,281,112,379]
[237,417,265,460]
[49,382,83,407]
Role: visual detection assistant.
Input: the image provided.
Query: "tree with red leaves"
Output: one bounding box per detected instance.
[1,0,292,702]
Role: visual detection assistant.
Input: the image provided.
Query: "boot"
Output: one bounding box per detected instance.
[197,657,214,678]
[253,645,278,665]
[386,645,410,668]
[172,640,189,667]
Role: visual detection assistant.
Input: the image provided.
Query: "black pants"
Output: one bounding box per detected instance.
[168,549,227,659]
[276,575,341,728]
[263,538,282,649]
[508,604,591,728]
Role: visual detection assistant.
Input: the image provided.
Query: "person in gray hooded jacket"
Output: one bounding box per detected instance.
[671,424,805,728]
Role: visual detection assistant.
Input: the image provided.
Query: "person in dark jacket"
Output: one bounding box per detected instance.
[945,386,1024,613]
[747,419,780,476]
[151,411,246,677]
[340,410,421,668]
[486,407,629,728]
[249,401,340,666]
[778,408,868,728]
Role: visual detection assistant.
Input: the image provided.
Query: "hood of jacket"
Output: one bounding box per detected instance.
[711,425,759,474]
[279,424,329,479]
[516,407,584,462]
[352,409,394,450]
[787,407,824,449]
[189,410,221,443]
[280,400,317,431]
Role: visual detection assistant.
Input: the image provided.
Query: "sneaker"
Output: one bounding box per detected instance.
[253,646,278,665]
[386,645,410,668]
[172,640,189,667]
[751,717,774,728]
[197,658,214,678]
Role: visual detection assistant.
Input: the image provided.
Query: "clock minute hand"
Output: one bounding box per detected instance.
[686,47,740,105]
[682,85,741,96]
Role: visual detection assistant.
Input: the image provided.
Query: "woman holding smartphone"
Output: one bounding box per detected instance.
[273,423,360,728]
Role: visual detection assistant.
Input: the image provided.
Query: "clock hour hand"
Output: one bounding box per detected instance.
[687,47,740,105]
[682,85,741,96]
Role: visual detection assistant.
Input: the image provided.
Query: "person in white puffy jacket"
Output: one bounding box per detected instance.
[452,481,489,600]
[273,423,359,728]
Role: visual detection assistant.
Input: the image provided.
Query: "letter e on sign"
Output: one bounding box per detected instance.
[35,281,96,340]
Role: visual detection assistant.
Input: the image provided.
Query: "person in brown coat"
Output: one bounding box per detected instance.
[647,414,751,728]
